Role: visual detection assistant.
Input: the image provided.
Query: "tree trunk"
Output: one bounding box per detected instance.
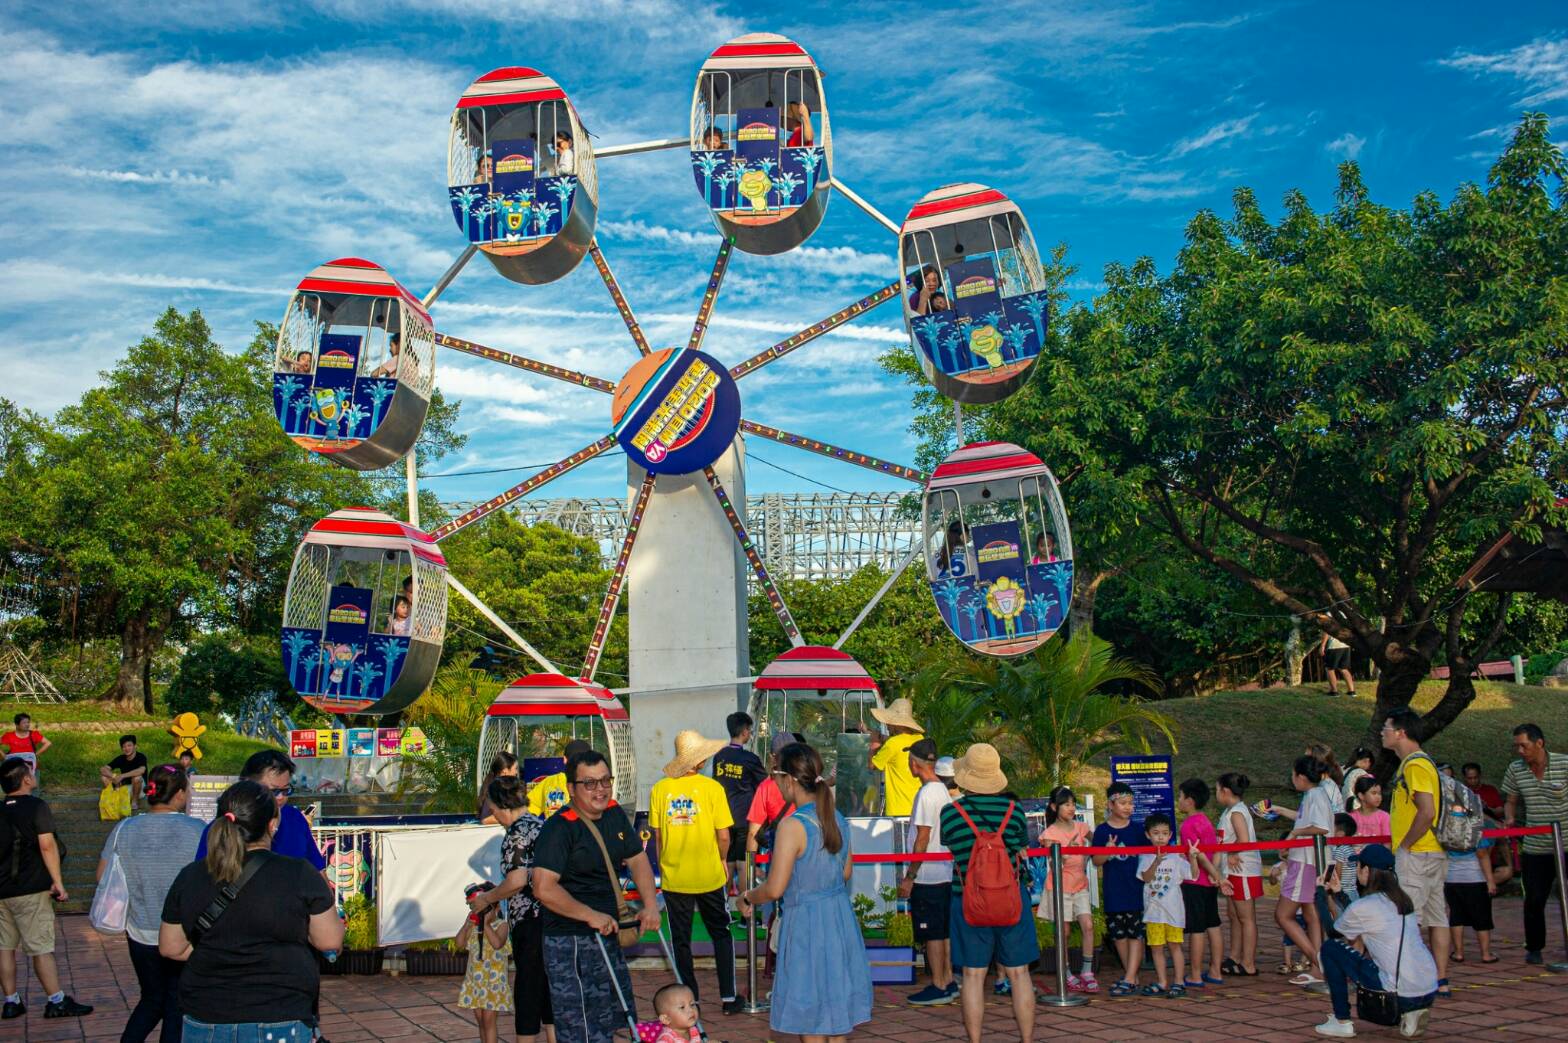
[1365,647,1431,777]
[1068,568,1110,637]
[115,611,156,713]
[1285,616,1304,686]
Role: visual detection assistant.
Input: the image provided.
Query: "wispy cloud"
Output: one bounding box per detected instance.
[1442,36,1568,105]
[1170,115,1258,158]
[1325,132,1366,160]
[68,167,216,185]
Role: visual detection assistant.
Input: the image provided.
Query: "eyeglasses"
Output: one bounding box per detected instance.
[270,785,294,799]
[572,777,614,791]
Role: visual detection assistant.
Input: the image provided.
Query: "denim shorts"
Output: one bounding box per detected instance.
[181,1018,314,1042]
[949,884,1040,970]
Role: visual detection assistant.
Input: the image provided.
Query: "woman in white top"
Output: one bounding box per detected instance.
[1341,747,1375,811]
[1216,772,1263,975]
[1313,843,1438,1039]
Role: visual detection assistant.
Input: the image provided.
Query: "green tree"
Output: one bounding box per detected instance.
[0,309,368,710]
[166,632,297,718]
[399,666,501,813]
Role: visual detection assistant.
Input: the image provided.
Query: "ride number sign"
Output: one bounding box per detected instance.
[612,348,741,475]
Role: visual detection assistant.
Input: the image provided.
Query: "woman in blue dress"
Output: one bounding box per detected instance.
[738,742,872,1042]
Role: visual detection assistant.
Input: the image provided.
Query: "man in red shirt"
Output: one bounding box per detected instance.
[745,731,802,856]
[0,714,50,776]
[1462,763,1504,821]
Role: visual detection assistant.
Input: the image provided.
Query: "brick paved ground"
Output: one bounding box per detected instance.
[9,898,1567,1041]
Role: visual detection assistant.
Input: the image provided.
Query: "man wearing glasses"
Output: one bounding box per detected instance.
[533,749,661,1043]
[194,750,326,872]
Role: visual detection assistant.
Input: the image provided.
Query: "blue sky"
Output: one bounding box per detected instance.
[1,1,1564,509]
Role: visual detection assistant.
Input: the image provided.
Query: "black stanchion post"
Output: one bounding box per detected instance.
[1041,841,1088,1008]
[743,851,770,1013]
[1549,823,1568,973]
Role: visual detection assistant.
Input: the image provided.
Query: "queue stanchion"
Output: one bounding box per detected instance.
[1550,822,1568,973]
[743,851,770,1014]
[1040,842,1088,1008]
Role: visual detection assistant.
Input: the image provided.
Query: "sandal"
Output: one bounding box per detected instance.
[1436,978,1451,998]
[1108,980,1137,997]
[1202,972,1225,985]
[1481,956,1500,964]
[1182,979,1205,988]
[1290,972,1323,986]
[1450,953,1465,963]
[1166,984,1187,998]
[1140,983,1164,996]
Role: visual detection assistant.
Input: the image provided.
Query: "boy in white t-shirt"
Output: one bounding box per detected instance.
[1137,812,1200,997]
[897,738,956,1006]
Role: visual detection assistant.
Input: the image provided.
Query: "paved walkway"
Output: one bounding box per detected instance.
[10,899,1567,1041]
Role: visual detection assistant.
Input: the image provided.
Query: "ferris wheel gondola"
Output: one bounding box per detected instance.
[476,673,637,811]
[271,259,436,470]
[447,67,599,284]
[746,645,881,773]
[923,442,1073,657]
[900,184,1050,404]
[690,33,832,254]
[280,508,449,716]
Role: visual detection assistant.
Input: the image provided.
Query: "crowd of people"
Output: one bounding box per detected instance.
[0,705,1564,1042]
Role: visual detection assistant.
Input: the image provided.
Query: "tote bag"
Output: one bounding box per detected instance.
[98,784,131,822]
[90,831,130,935]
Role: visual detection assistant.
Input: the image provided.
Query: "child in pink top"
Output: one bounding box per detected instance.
[1350,776,1391,838]
[1177,778,1225,986]
[1037,786,1097,992]
[639,984,701,1042]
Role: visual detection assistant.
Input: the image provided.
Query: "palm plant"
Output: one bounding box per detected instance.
[927,632,1172,794]
[397,666,502,814]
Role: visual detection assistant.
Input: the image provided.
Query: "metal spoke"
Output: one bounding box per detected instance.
[830,177,901,236]
[729,281,901,380]
[739,420,927,484]
[688,237,734,353]
[437,332,616,393]
[580,471,657,681]
[446,572,556,673]
[588,241,651,356]
[834,546,922,649]
[421,244,478,308]
[595,137,688,159]
[703,466,803,647]
[431,435,617,541]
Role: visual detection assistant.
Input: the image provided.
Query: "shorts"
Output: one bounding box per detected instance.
[1145,922,1184,946]
[1039,887,1092,921]
[1395,849,1450,929]
[1325,647,1351,671]
[1106,909,1145,940]
[1280,860,1318,904]
[949,885,1040,971]
[0,890,55,956]
[1180,882,1222,931]
[910,882,952,942]
[1227,875,1264,901]
[1444,881,1492,931]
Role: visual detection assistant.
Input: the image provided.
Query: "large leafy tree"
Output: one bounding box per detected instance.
[1021,115,1567,755]
[0,309,368,711]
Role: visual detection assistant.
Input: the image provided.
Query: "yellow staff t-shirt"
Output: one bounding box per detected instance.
[1390,753,1443,854]
[872,732,924,817]
[650,773,734,894]
[527,772,570,818]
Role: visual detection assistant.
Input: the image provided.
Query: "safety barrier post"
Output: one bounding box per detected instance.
[1040,842,1088,1008]
[743,851,770,1013]
[1549,823,1568,973]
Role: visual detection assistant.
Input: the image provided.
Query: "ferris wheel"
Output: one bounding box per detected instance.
[269,33,1074,807]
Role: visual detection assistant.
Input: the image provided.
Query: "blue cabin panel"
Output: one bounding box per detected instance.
[735,108,781,165]
[691,149,735,210]
[533,175,577,237]
[1000,290,1049,367]
[778,146,823,208]
[927,546,1072,656]
[450,184,495,244]
[354,377,398,436]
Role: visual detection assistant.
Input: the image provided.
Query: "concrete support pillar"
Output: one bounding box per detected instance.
[625,439,750,809]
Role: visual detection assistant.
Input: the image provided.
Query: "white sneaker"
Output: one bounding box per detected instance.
[1400,1008,1430,1038]
[1314,1017,1356,1037]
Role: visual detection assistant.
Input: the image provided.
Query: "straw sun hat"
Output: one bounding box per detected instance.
[953,743,1009,795]
[869,697,923,731]
[664,730,730,778]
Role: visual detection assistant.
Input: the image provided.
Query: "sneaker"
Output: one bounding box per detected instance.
[1399,1008,1430,1038]
[994,978,1012,996]
[907,985,951,1006]
[1525,950,1544,965]
[722,997,746,1016]
[944,982,960,1000]
[43,995,93,1019]
[1314,1016,1356,1037]
[1,1000,22,1020]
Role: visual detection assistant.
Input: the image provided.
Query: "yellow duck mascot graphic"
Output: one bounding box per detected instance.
[169,713,207,761]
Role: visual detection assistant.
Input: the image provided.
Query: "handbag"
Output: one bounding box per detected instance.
[98,784,132,822]
[89,831,130,935]
[1354,911,1407,1027]
[580,814,641,948]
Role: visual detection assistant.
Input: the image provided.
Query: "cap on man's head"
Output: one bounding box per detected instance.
[935,756,956,778]
[770,731,798,755]
[909,738,938,763]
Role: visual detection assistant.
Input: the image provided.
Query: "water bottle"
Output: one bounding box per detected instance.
[322,950,339,963]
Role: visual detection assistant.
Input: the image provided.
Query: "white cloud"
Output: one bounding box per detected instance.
[68,167,216,185]
[1325,132,1366,160]
[1443,37,1568,105]
[1170,115,1258,158]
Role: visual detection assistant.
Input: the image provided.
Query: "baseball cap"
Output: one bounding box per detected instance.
[935,756,956,778]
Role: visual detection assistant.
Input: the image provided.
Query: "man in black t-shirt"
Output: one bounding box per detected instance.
[101,735,149,812]
[0,757,92,1021]
[711,711,766,892]
[533,749,661,1043]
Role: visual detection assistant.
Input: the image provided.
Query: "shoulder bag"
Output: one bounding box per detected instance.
[579,815,641,947]
[1354,911,1407,1026]
[190,855,267,947]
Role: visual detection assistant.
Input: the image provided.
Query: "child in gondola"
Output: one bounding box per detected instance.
[457,882,513,1043]
[387,595,411,636]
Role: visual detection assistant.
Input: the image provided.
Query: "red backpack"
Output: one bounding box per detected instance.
[952,800,1021,927]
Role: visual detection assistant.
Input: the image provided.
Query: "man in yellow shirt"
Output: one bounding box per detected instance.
[527,739,590,818]
[1381,707,1449,990]
[651,730,744,1013]
[870,698,925,817]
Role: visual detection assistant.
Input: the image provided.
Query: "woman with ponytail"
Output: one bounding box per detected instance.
[158,779,343,1043]
[96,764,204,1042]
[737,743,871,1042]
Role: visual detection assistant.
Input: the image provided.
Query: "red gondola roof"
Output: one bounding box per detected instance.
[755,645,879,695]
[304,507,446,567]
[901,183,1018,235]
[702,32,817,71]
[927,441,1051,493]
[457,66,567,109]
[294,258,432,327]
[488,672,630,721]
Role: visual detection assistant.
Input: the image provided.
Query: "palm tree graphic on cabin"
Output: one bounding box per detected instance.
[1001,322,1033,365]
[1018,294,1048,348]
[373,636,406,682]
[453,186,481,241]
[911,315,946,370]
[799,146,824,199]
[364,381,395,431]
[940,327,966,374]
[282,630,315,690]
[934,577,966,632]
[550,178,576,226]
[714,166,739,212]
[288,391,313,434]
[1028,589,1057,635]
[274,375,304,421]
[694,152,725,208]
[963,590,988,643]
[1041,561,1072,617]
[354,660,384,700]
[339,402,366,441]
[532,201,558,238]
[772,170,802,210]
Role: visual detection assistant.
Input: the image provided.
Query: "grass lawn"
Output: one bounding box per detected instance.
[1075,680,1568,819]
[0,699,162,724]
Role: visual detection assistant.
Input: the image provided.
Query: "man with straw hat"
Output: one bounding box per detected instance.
[939,743,1039,1043]
[651,730,745,1015]
[870,697,925,817]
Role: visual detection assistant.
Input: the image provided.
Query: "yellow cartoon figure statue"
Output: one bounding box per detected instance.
[967,325,1005,369]
[169,713,207,761]
[737,169,772,214]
